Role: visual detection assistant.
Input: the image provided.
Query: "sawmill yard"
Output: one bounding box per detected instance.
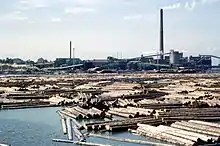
[1,73,220,145]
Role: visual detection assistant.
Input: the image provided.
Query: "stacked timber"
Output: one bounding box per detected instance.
[127,107,155,116]
[43,88,74,95]
[137,99,183,109]
[73,106,93,118]
[84,117,163,131]
[77,92,92,101]
[61,106,106,119]
[99,90,168,102]
[1,101,51,109]
[107,107,155,118]
[89,107,105,118]
[61,108,84,119]
[6,95,50,100]
[198,99,220,107]
[3,92,50,100]
[156,108,220,122]
[117,99,137,107]
[135,121,220,146]
[171,121,220,142]
[107,108,136,118]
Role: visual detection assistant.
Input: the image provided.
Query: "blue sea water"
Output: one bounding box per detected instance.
[0,107,160,146]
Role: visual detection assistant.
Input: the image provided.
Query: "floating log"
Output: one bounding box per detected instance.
[52,139,111,146]
[109,108,140,117]
[157,125,213,142]
[127,107,155,116]
[107,110,134,118]
[7,95,50,99]
[64,108,84,119]
[156,126,208,145]
[57,110,68,134]
[138,104,184,109]
[105,124,137,131]
[73,107,92,118]
[56,110,64,118]
[167,108,220,112]
[105,112,112,119]
[188,120,220,129]
[60,110,78,119]
[89,133,173,146]
[89,108,101,118]
[61,118,67,135]
[66,118,73,140]
[137,124,195,146]
[171,122,220,139]
[175,121,220,135]
[84,117,162,131]
[84,120,114,130]
[163,116,220,122]
[158,111,220,116]
[90,107,104,116]
[105,118,163,131]
[72,125,86,142]
[72,119,84,130]
[52,139,74,143]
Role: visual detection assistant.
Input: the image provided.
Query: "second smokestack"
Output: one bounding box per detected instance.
[160,9,164,60]
[70,41,72,59]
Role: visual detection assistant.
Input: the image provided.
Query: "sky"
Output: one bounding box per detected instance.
[0,0,220,61]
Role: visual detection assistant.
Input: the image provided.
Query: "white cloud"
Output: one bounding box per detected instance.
[163,3,181,10]
[163,0,220,11]
[124,14,145,20]
[12,11,22,15]
[19,0,30,5]
[0,11,28,22]
[34,4,48,8]
[18,0,49,9]
[27,20,34,23]
[74,0,103,6]
[51,17,62,22]
[124,1,136,7]
[201,0,220,4]
[64,7,95,14]
[16,16,28,20]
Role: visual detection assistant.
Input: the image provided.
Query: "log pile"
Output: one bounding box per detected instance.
[155,108,220,122]
[107,107,155,118]
[99,90,168,102]
[137,99,184,109]
[1,92,50,100]
[1,101,51,109]
[117,99,137,107]
[84,117,163,131]
[135,120,220,146]
[6,95,50,100]
[60,106,106,119]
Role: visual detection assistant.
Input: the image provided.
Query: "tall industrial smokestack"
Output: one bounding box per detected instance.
[70,41,72,59]
[72,47,75,59]
[160,9,164,60]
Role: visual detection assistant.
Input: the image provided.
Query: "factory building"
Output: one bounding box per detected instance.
[188,55,212,69]
[54,58,82,67]
[169,50,183,65]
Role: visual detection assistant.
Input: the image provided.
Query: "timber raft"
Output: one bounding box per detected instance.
[0,73,220,145]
